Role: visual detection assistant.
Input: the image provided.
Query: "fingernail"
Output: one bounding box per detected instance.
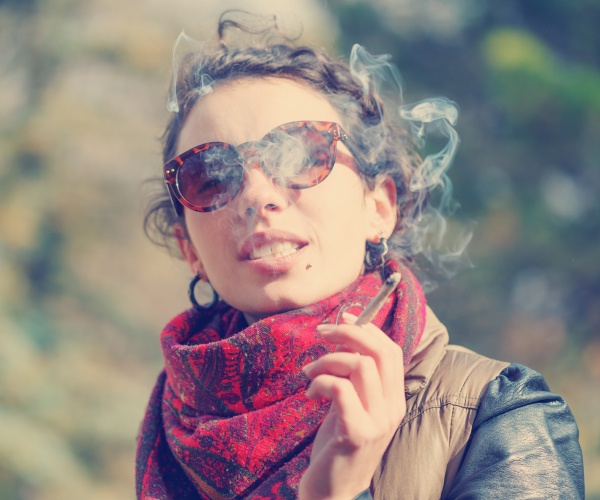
[342,312,357,323]
[302,362,314,376]
[305,386,315,400]
[316,324,335,334]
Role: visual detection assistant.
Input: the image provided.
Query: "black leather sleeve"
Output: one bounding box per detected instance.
[447,363,584,499]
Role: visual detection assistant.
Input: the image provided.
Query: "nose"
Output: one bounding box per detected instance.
[234,160,289,218]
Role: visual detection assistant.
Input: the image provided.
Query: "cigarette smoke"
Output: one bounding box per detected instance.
[168,32,213,113]
[349,44,471,291]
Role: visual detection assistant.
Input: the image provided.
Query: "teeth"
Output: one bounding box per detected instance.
[249,241,300,260]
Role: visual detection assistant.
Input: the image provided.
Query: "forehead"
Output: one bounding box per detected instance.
[176,77,343,153]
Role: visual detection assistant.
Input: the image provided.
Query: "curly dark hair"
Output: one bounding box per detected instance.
[144,11,425,258]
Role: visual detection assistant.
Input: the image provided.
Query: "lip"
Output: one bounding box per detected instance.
[238,230,308,261]
[238,230,308,274]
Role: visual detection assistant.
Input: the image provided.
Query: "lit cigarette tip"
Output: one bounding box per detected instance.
[355,272,402,326]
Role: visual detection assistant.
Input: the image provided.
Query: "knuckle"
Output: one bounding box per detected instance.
[364,425,386,444]
[356,355,377,373]
[331,378,351,397]
[380,343,401,364]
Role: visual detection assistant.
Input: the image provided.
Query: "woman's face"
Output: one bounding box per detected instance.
[176,78,396,323]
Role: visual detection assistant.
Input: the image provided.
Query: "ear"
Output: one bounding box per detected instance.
[365,175,398,242]
[174,222,205,276]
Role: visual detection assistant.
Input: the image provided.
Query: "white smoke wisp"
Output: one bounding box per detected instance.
[349,44,404,102]
[400,98,460,192]
[398,97,473,291]
[167,31,213,113]
[350,44,473,291]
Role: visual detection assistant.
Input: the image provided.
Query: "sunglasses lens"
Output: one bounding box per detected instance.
[168,122,347,213]
[264,124,336,188]
[177,145,243,211]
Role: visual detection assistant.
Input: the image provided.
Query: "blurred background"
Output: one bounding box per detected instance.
[1,0,598,498]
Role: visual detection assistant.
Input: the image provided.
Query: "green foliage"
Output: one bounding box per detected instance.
[483,28,600,132]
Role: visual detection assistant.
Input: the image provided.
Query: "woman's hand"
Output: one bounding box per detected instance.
[298,313,407,500]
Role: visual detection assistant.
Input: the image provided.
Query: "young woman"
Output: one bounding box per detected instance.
[136,13,584,500]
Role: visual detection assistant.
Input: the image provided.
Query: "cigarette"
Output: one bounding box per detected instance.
[355,272,401,326]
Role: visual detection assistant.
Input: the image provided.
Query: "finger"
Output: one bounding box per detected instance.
[303,352,384,413]
[342,312,392,340]
[317,322,403,367]
[317,323,387,354]
[335,313,384,354]
[316,323,404,402]
[305,374,372,441]
[304,352,361,378]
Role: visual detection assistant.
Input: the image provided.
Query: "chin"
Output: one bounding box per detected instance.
[238,293,313,323]
[230,271,362,323]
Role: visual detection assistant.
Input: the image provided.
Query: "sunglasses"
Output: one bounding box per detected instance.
[163,120,356,214]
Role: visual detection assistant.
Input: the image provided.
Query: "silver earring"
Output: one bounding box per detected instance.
[364,237,388,272]
[188,274,219,310]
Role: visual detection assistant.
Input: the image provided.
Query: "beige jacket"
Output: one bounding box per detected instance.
[372,307,510,499]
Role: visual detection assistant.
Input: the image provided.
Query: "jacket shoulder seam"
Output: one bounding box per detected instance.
[403,352,508,429]
[402,396,480,426]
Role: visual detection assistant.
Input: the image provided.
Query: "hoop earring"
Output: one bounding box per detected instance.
[364,237,389,272]
[188,274,219,310]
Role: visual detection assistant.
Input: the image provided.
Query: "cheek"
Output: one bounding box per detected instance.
[185,213,235,267]
[324,178,368,224]
[306,189,369,252]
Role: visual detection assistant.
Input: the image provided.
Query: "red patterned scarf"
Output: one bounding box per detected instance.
[136,261,426,499]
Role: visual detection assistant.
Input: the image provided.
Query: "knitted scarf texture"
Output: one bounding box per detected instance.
[136,261,426,499]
